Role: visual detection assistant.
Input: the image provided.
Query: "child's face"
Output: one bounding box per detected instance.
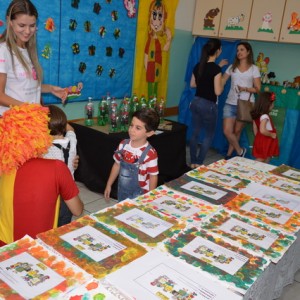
[128,117,152,144]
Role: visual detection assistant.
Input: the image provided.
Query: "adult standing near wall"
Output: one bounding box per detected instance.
[222,42,261,159]
[189,38,228,168]
[0,0,67,116]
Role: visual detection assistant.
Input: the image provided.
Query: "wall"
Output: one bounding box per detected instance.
[63,0,300,120]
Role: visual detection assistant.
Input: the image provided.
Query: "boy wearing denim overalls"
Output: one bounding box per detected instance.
[104,108,160,202]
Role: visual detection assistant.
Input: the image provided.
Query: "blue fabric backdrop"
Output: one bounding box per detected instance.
[178,37,241,155]
[1,0,138,104]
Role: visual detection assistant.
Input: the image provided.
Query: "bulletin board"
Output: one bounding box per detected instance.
[0,0,138,104]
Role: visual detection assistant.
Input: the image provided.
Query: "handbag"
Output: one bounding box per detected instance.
[236,93,253,123]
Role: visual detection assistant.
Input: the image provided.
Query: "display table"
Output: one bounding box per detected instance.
[71,120,190,199]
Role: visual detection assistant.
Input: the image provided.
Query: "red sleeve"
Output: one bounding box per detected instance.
[55,160,79,201]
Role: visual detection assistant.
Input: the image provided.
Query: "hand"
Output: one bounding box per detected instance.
[219,59,228,68]
[104,186,111,202]
[271,132,277,139]
[51,86,68,103]
[237,85,247,92]
[73,155,79,170]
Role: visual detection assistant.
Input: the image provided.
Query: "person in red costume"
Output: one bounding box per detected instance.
[0,103,83,246]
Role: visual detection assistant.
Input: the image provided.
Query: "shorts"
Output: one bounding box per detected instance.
[223,103,237,119]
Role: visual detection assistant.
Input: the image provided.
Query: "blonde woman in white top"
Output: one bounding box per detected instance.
[0,0,67,116]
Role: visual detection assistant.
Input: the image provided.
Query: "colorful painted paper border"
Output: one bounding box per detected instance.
[226,157,276,172]
[165,174,237,205]
[132,185,219,222]
[201,209,295,263]
[270,164,300,182]
[163,228,269,293]
[208,159,271,182]
[261,175,300,196]
[187,166,251,191]
[0,236,90,300]
[37,215,147,279]
[224,194,300,233]
[92,201,185,248]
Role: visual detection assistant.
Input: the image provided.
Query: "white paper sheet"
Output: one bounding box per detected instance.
[241,182,300,211]
[241,201,292,225]
[182,236,248,275]
[114,208,173,238]
[181,181,227,201]
[151,195,201,217]
[202,171,241,187]
[60,225,126,261]
[0,252,65,299]
[218,218,278,249]
[105,250,242,300]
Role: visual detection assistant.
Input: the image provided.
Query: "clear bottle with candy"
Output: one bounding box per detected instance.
[84,97,94,126]
[97,96,108,126]
[109,97,119,132]
[156,97,165,123]
[120,97,130,132]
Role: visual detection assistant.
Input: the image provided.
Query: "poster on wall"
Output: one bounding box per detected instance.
[1,0,138,104]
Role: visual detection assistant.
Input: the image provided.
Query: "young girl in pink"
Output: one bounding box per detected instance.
[250,91,279,163]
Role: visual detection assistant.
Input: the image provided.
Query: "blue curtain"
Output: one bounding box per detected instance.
[178,37,240,155]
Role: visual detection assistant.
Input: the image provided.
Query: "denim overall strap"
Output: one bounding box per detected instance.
[117,141,152,202]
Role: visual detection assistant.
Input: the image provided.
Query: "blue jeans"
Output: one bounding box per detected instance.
[189,97,218,165]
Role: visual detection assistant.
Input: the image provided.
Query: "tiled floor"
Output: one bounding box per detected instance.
[75,147,300,300]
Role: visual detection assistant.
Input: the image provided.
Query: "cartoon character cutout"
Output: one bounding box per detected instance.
[258,12,273,32]
[203,8,220,30]
[124,0,136,18]
[287,12,300,32]
[144,0,171,99]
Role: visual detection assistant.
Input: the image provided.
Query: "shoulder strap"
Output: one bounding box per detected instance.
[137,143,152,164]
[53,141,70,165]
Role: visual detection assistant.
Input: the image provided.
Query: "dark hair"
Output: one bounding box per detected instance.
[47,105,67,136]
[197,38,222,79]
[132,108,160,132]
[232,42,254,71]
[250,92,274,120]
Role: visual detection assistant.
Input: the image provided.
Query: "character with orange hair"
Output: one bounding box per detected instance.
[144,0,172,98]
[0,104,83,245]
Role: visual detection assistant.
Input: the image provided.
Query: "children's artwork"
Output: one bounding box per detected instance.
[241,182,300,212]
[187,166,250,191]
[0,236,91,299]
[208,159,269,182]
[63,279,131,300]
[37,215,147,279]
[270,164,300,182]
[162,228,269,295]
[132,185,219,222]
[262,176,300,196]
[226,157,276,172]
[201,209,295,263]
[91,201,184,248]
[165,175,237,205]
[105,250,243,300]
[224,194,300,233]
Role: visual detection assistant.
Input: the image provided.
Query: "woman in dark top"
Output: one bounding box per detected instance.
[189,38,228,168]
